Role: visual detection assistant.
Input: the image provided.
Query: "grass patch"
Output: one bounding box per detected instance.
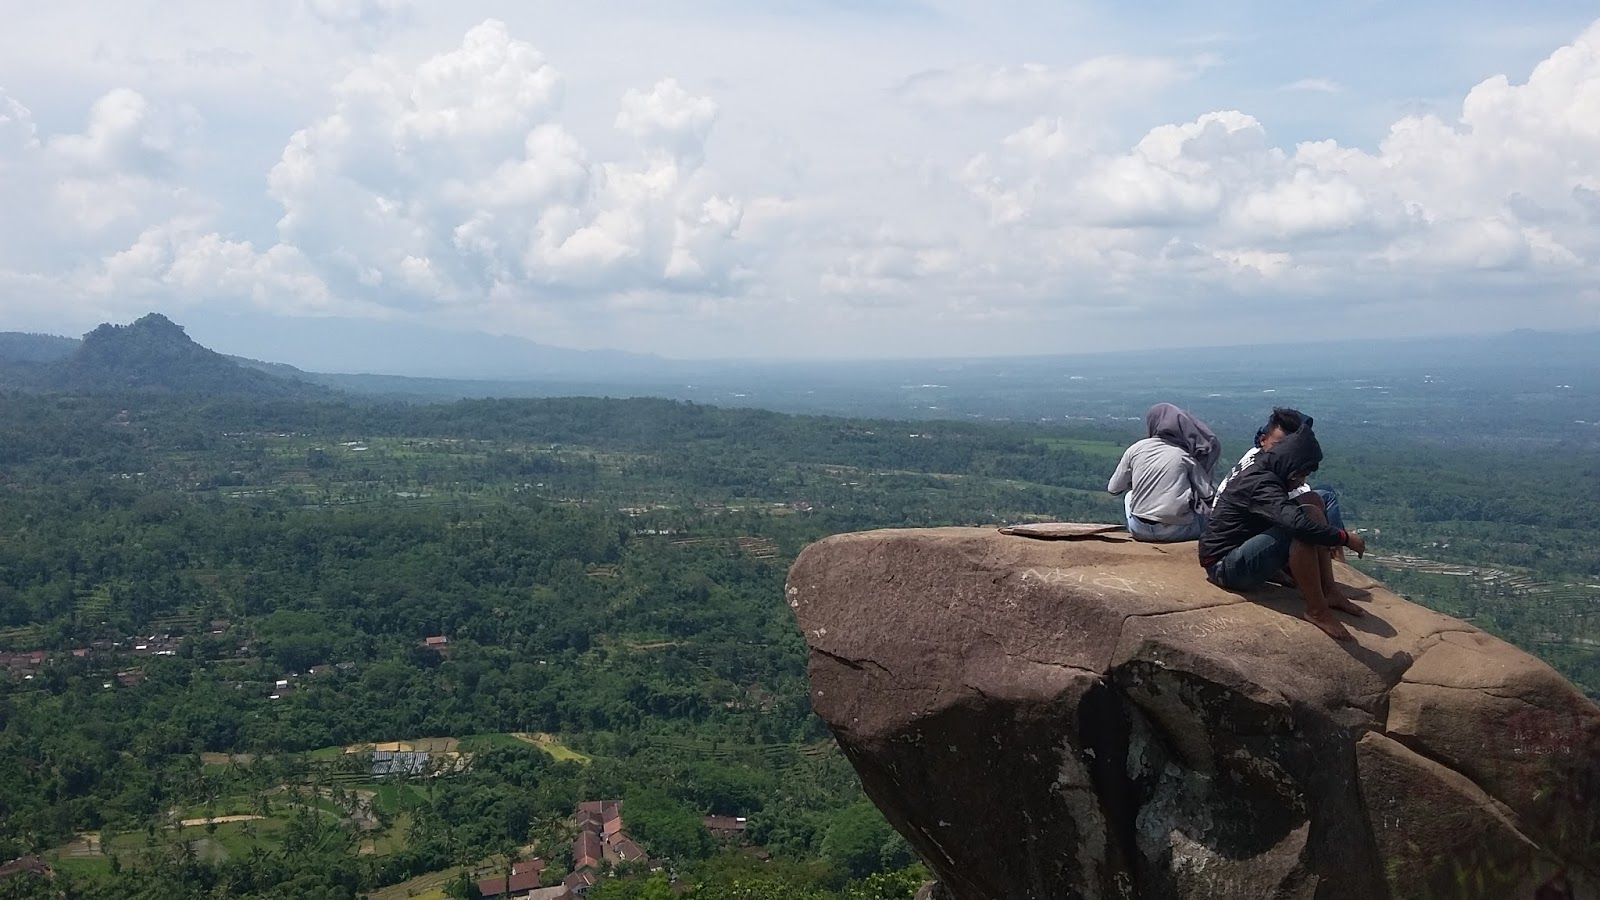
[361,811,412,857]
[458,732,528,752]
[512,733,591,764]
[370,783,429,814]
[49,855,114,877]
[189,817,290,858]
[338,737,460,754]
[176,794,264,822]
[291,795,346,818]
[369,867,460,900]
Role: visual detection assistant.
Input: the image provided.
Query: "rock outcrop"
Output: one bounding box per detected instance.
[788,527,1600,900]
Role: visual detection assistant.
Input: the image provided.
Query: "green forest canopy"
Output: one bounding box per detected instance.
[0,391,1595,899]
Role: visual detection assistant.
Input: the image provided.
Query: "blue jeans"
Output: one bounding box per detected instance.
[1125,495,1206,543]
[1314,488,1345,531]
[1207,489,1344,589]
[1206,527,1292,589]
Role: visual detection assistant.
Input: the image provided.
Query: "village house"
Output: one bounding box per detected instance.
[703,815,749,842]
[128,635,181,657]
[610,837,646,865]
[476,859,557,900]
[0,856,52,882]
[0,650,49,678]
[573,829,602,872]
[562,869,597,897]
[566,798,653,893]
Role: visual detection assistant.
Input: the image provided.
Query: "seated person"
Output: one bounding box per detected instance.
[1216,406,1347,555]
[1199,424,1368,641]
[1107,403,1222,543]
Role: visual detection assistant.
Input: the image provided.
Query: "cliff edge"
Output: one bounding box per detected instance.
[787,527,1600,900]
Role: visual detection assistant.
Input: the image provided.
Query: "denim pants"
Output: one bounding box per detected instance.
[1125,494,1206,543]
[1206,527,1293,589]
[1314,487,1345,531]
[1206,488,1343,589]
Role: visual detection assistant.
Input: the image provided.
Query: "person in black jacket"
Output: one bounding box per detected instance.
[1214,407,1352,561]
[1198,425,1368,640]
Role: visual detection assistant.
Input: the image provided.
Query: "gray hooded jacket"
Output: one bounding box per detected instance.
[1107,404,1221,525]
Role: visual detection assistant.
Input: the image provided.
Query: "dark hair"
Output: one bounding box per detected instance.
[1254,407,1313,448]
[1269,407,1310,434]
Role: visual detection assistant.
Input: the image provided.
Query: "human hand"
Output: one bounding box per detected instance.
[1345,531,1367,558]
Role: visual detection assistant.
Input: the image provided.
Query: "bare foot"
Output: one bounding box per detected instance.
[1304,612,1354,641]
[1328,596,1366,617]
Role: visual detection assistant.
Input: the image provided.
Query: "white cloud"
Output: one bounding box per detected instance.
[4,8,1600,356]
[1226,168,1371,239]
[0,92,39,156]
[0,19,754,329]
[250,19,751,312]
[616,78,718,163]
[1280,78,1342,94]
[924,19,1600,329]
[90,219,342,312]
[0,86,200,256]
[47,89,162,171]
[895,55,1198,111]
[301,0,410,30]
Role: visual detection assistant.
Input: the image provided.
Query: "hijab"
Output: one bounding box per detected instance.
[1145,402,1222,477]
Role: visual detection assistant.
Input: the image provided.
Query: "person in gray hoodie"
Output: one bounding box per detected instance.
[1107,403,1221,542]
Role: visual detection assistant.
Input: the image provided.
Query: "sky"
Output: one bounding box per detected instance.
[3,1,1600,361]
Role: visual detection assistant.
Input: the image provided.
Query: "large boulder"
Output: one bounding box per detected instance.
[787,527,1600,900]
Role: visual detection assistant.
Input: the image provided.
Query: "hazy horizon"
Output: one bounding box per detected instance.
[8,310,1600,377]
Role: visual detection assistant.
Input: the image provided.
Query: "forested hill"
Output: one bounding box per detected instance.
[0,331,78,363]
[0,313,331,399]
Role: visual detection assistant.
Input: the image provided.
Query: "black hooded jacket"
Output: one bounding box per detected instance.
[1197,426,1346,565]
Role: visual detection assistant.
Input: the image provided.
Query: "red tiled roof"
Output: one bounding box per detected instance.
[477,869,542,897]
[577,799,620,819]
[612,838,645,863]
[573,830,602,870]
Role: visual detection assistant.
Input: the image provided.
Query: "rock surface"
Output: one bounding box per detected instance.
[787,527,1600,900]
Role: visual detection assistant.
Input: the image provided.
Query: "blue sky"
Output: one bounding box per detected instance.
[3,1,1599,362]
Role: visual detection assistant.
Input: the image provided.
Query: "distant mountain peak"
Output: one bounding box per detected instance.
[50,313,331,399]
[129,312,187,334]
[85,312,191,344]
